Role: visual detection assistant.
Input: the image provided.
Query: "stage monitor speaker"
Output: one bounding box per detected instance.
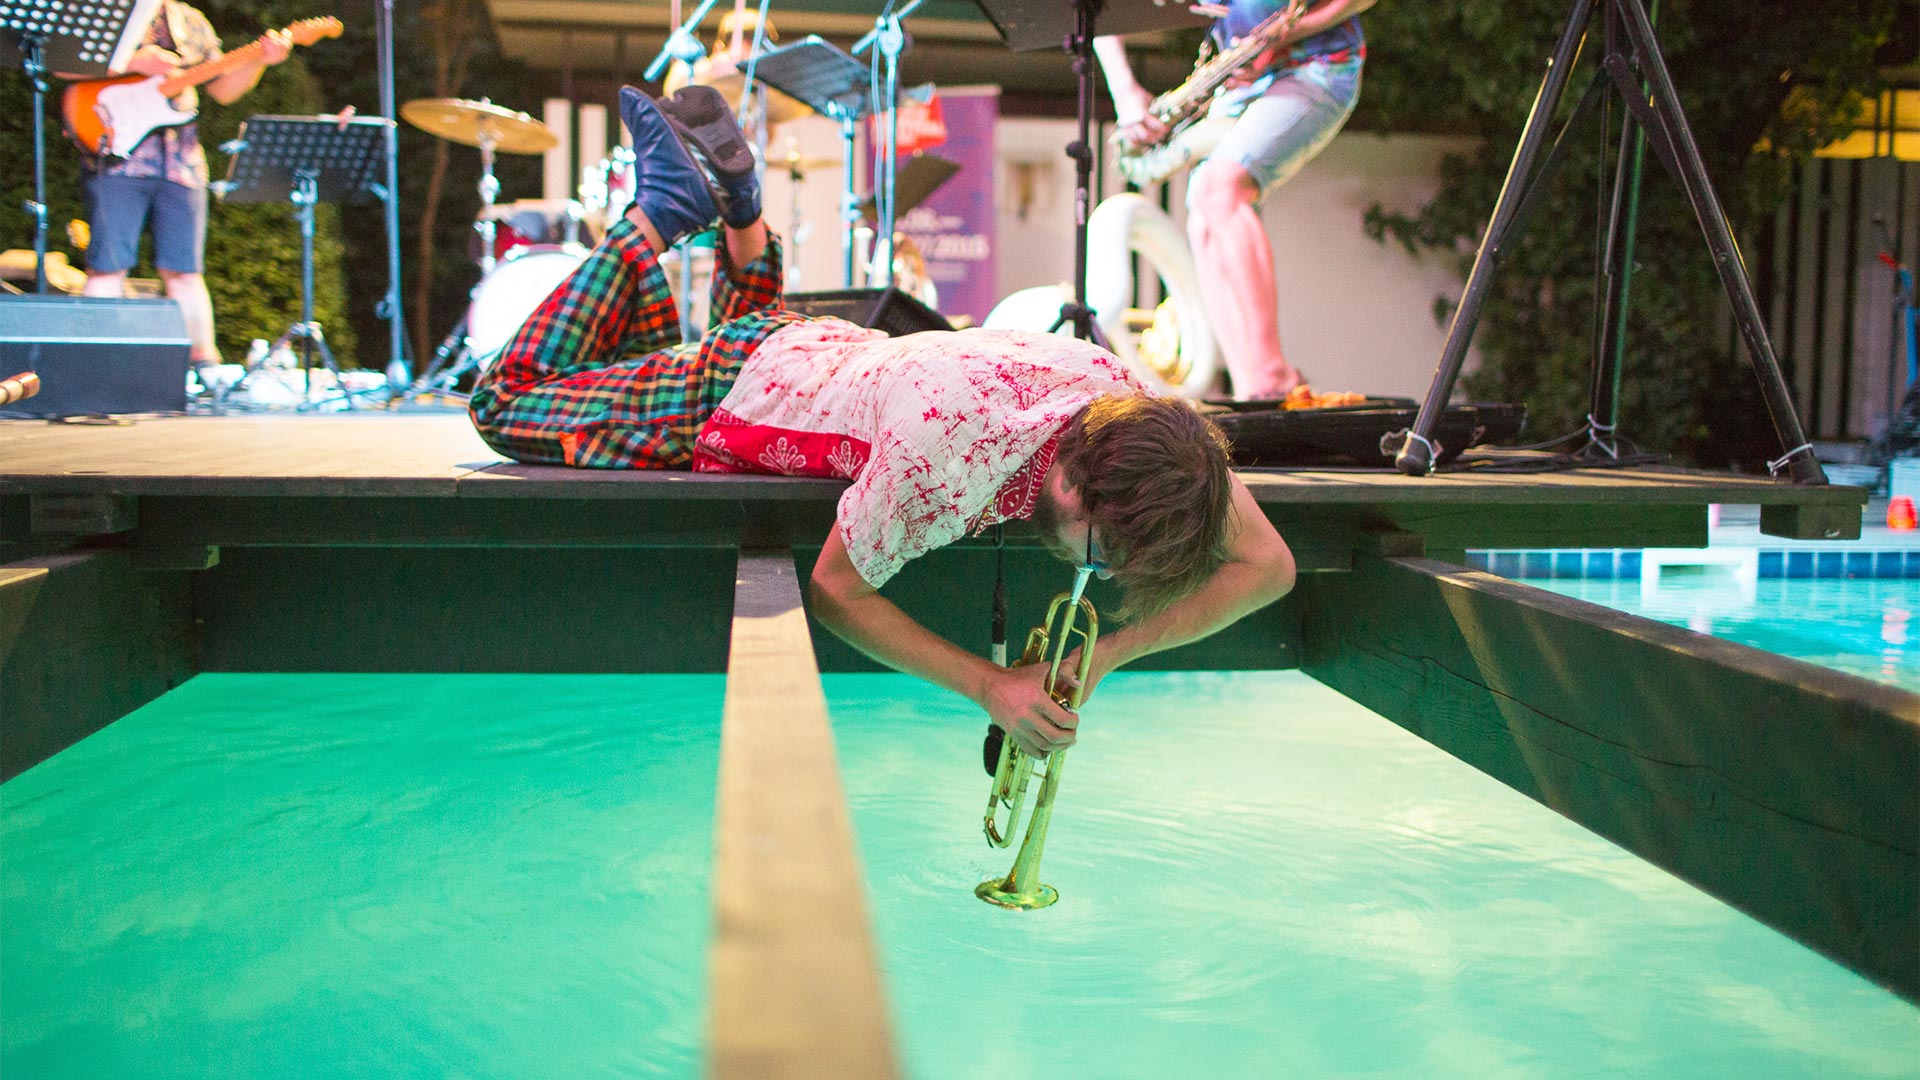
[0,295,191,417]
[784,288,951,337]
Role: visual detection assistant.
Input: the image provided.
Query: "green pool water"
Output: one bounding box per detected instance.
[4,671,1914,1078]
[826,671,1918,1080]
[1,674,724,1079]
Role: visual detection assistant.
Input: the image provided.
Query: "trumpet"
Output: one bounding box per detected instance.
[977,569,1098,910]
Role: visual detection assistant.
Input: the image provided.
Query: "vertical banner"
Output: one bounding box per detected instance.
[893,86,998,325]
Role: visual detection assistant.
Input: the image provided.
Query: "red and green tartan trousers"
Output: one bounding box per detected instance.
[468,218,806,468]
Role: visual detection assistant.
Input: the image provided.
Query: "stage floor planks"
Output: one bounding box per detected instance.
[0,413,1866,509]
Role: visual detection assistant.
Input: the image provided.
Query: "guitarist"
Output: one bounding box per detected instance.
[71,1,290,367]
[1095,0,1374,400]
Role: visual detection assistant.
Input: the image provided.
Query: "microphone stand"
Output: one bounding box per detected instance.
[852,0,928,288]
[645,0,721,83]
[374,0,409,391]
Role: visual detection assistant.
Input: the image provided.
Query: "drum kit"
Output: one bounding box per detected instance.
[395,56,943,395]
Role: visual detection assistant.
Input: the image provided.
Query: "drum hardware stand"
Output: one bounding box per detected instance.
[1382,0,1827,484]
[752,35,874,286]
[1,0,153,294]
[475,124,504,276]
[211,115,393,412]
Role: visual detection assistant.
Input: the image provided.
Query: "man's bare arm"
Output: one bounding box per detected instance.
[809,529,1080,756]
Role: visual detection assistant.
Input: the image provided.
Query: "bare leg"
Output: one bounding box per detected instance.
[157,270,220,363]
[1187,162,1301,398]
[724,219,768,269]
[81,271,126,298]
[622,205,668,255]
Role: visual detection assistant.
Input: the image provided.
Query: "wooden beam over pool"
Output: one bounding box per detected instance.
[1300,555,1920,1002]
[708,551,900,1079]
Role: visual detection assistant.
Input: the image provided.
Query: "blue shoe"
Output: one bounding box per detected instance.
[658,86,762,229]
[618,85,719,246]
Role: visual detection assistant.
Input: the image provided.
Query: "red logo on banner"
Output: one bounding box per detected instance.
[871,94,948,155]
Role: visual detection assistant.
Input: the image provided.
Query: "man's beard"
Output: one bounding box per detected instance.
[1028,487,1073,565]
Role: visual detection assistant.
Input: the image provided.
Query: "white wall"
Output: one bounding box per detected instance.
[991,121,1481,399]
[740,113,1483,401]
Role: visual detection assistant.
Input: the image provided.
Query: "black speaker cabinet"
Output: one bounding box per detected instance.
[0,295,191,416]
[783,288,951,337]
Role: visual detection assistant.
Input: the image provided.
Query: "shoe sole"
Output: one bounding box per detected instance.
[661,86,757,183]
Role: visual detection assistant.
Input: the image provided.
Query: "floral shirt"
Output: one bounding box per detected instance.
[93,0,221,188]
[693,321,1150,588]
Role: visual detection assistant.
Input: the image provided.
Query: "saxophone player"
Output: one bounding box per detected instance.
[1095,0,1376,400]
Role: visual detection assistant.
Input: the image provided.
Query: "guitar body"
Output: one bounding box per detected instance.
[63,75,197,160]
[58,16,342,161]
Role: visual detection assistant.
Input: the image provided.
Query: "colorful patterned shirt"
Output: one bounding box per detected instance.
[692,322,1150,588]
[93,0,221,188]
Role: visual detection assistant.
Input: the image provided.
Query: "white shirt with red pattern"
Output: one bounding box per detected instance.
[693,320,1149,588]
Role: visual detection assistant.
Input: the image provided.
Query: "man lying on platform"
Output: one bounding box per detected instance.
[468,86,1297,756]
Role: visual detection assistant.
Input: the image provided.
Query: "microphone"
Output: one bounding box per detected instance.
[0,371,41,406]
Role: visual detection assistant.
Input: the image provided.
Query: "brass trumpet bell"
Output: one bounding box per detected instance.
[977,581,1097,910]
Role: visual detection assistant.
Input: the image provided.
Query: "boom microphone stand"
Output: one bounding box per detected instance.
[1384,0,1826,485]
[375,0,410,389]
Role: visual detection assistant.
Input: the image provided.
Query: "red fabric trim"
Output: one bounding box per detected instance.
[971,431,1062,533]
[691,408,873,479]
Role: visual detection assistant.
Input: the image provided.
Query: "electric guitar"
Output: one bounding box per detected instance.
[1111,0,1306,187]
[61,16,342,160]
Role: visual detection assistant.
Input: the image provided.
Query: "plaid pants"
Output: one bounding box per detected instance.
[468,219,804,468]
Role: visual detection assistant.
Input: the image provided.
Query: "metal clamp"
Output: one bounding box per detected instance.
[1766,442,1814,478]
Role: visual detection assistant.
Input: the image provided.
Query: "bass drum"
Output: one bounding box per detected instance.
[465,244,589,368]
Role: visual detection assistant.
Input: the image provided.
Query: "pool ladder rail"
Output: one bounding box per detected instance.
[978,582,1098,910]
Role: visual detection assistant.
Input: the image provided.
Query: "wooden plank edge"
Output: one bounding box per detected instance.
[707,551,900,1080]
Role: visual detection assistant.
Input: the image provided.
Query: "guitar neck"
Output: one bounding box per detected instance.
[156,34,273,97]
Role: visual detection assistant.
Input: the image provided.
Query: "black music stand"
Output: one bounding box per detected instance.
[1382,0,1825,485]
[752,35,875,287]
[972,0,1207,342]
[856,153,960,225]
[213,115,391,410]
[1,0,158,293]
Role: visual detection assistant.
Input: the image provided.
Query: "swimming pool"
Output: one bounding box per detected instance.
[827,670,1916,1079]
[1523,575,1920,691]
[1,674,723,1079]
[4,672,1913,1078]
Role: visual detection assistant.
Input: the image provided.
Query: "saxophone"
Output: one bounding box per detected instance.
[1111,0,1307,188]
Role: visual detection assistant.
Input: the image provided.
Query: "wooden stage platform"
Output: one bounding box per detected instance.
[3,413,1910,1007]
[0,412,1866,559]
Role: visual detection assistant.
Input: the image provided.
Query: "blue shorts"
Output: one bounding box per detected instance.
[82,172,208,274]
[1189,56,1363,208]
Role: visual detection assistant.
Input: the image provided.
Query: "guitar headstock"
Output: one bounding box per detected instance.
[287,17,344,47]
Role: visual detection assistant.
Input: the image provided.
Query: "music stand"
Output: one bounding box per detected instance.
[857,153,960,224]
[1,0,159,293]
[972,0,1206,341]
[752,35,875,287]
[213,115,391,410]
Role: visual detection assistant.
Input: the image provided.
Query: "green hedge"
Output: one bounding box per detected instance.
[1349,0,1898,468]
[0,46,353,363]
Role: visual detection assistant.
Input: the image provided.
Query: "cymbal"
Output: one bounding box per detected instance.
[400,98,558,155]
[779,153,843,174]
[696,71,813,126]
